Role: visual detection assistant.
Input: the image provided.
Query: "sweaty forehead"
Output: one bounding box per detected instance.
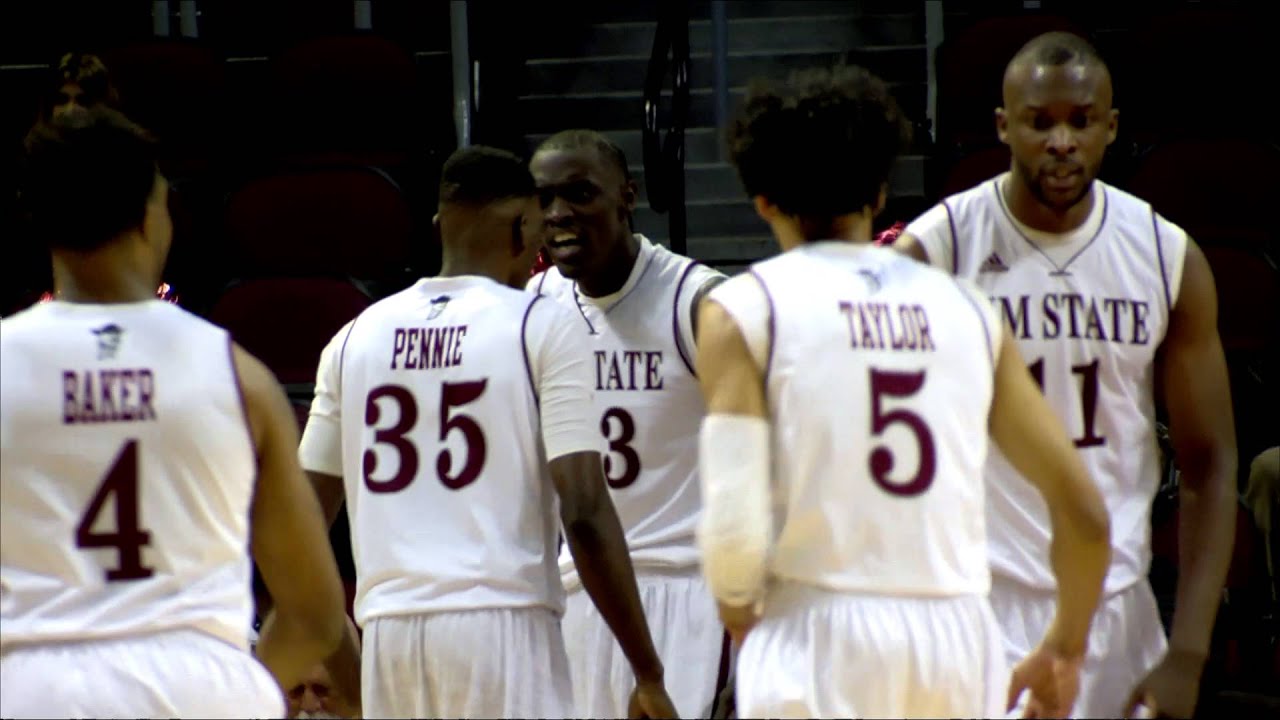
[530,147,614,186]
[1004,62,1111,109]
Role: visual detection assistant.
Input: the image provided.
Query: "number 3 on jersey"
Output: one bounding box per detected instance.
[601,407,641,489]
[76,439,155,582]
[363,380,489,492]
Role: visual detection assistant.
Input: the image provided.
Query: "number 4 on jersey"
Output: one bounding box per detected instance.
[76,439,155,582]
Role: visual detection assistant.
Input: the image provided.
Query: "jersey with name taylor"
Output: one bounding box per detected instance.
[908,175,1188,594]
[1,300,257,651]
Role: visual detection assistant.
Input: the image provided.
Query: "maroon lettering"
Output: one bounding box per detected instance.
[913,306,935,351]
[1103,298,1128,343]
[1132,301,1150,345]
[81,371,97,421]
[391,328,407,369]
[118,369,134,421]
[405,329,420,369]
[452,325,466,367]
[857,304,877,349]
[432,327,448,368]
[1064,293,1085,338]
[624,350,643,390]
[136,370,155,421]
[606,353,624,390]
[838,301,858,348]
[869,303,889,349]
[997,295,1031,339]
[1083,297,1106,341]
[1042,295,1062,339]
[644,352,664,390]
[99,370,118,422]
[64,371,78,423]
[594,351,608,391]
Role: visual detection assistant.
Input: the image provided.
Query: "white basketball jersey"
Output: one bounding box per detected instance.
[533,235,722,586]
[325,277,582,624]
[1,300,257,651]
[907,174,1188,593]
[714,243,1000,597]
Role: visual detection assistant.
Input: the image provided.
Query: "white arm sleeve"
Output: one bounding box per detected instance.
[706,274,771,372]
[903,202,957,272]
[298,320,353,476]
[698,414,772,606]
[524,298,602,460]
[675,265,728,363]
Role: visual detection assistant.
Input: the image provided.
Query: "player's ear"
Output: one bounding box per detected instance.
[1106,108,1119,146]
[872,184,889,217]
[752,195,778,223]
[620,179,639,217]
[995,107,1010,145]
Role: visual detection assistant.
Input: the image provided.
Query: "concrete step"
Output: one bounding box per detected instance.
[633,155,927,204]
[526,127,725,165]
[516,83,927,133]
[559,14,924,58]
[524,47,926,97]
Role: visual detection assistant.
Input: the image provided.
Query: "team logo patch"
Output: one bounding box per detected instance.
[92,323,125,360]
[427,295,451,321]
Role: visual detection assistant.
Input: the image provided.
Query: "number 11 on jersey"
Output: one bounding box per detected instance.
[1028,358,1106,448]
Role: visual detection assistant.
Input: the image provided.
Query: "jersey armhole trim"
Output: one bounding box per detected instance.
[335,315,359,399]
[954,281,996,372]
[535,269,550,295]
[521,294,543,409]
[747,269,777,384]
[943,200,959,275]
[672,260,701,377]
[1151,208,1173,313]
[226,336,258,467]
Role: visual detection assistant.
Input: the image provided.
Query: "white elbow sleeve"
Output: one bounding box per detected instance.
[697,414,772,607]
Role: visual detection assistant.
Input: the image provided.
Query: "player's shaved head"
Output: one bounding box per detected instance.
[534,129,631,185]
[439,145,536,208]
[1003,32,1111,109]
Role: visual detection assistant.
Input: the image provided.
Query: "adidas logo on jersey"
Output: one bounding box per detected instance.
[979,253,1009,273]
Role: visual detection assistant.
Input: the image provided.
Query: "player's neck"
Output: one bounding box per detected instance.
[438,255,509,287]
[776,213,874,252]
[1003,173,1096,235]
[50,245,158,304]
[577,231,639,298]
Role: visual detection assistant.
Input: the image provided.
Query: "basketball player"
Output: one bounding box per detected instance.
[894,32,1238,718]
[1,108,359,718]
[528,129,730,720]
[299,145,676,719]
[696,64,1113,719]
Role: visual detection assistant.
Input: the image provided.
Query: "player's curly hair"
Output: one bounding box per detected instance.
[727,64,911,228]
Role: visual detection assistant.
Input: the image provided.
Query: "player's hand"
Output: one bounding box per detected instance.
[628,679,678,719]
[717,601,761,647]
[1123,648,1204,719]
[1006,643,1083,718]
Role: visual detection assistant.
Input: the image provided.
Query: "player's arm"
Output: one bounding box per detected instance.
[533,302,667,691]
[299,324,351,528]
[988,328,1111,659]
[234,344,361,705]
[693,298,771,641]
[890,202,956,269]
[688,273,728,348]
[1156,239,1238,667]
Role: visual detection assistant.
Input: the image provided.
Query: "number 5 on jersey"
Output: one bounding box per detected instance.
[363,380,489,492]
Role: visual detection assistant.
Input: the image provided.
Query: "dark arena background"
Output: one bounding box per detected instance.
[1,1,1276,716]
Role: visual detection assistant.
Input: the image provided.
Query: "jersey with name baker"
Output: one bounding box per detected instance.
[906,173,1188,594]
[1,300,257,652]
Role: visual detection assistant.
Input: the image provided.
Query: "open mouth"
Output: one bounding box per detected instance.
[546,233,583,250]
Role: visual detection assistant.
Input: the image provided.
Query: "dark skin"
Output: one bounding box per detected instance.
[531,145,641,298]
[308,194,677,718]
[530,144,726,336]
[896,56,1237,719]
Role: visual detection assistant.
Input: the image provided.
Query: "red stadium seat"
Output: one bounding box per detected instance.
[266,34,418,167]
[1199,247,1279,354]
[1127,139,1280,258]
[225,166,414,283]
[939,145,1011,198]
[100,41,228,180]
[207,276,372,387]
